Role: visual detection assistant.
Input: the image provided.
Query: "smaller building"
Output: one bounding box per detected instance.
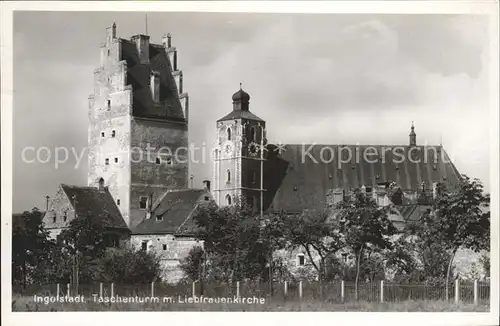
[42,184,130,245]
[130,184,212,283]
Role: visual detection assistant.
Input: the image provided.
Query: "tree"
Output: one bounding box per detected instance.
[421,177,490,299]
[12,208,54,288]
[60,210,108,290]
[336,189,397,300]
[277,208,343,281]
[180,246,205,283]
[192,200,269,283]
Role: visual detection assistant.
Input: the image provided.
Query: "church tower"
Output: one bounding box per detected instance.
[213,85,266,213]
[87,24,189,228]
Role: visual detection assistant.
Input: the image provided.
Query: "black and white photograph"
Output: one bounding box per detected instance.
[1,1,498,323]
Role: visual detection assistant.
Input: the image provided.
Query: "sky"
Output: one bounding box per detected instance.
[12,12,492,212]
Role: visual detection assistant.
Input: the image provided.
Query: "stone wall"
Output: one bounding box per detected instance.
[130,234,202,283]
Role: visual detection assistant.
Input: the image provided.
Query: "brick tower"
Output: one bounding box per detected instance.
[87,23,189,228]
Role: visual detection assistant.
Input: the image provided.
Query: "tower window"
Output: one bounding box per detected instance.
[101,131,105,138]
[111,130,116,137]
[163,244,167,250]
[107,49,110,56]
[226,170,231,184]
[251,171,257,184]
[53,215,56,223]
[227,127,231,141]
[117,199,120,206]
[226,194,232,205]
[107,100,111,109]
[105,158,109,165]
[139,196,148,209]
[250,127,256,142]
[63,211,67,222]
[114,157,118,163]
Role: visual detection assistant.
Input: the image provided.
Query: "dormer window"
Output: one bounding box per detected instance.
[156,215,163,222]
[150,71,160,103]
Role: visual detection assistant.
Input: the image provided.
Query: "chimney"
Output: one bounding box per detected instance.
[131,34,150,64]
[203,180,211,192]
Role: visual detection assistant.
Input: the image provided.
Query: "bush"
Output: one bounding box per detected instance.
[99,248,162,284]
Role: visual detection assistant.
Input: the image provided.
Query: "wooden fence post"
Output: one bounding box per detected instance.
[236,281,240,298]
[110,283,115,297]
[454,279,460,304]
[151,281,155,298]
[299,281,303,299]
[284,281,288,297]
[67,283,70,297]
[380,280,384,303]
[473,280,478,305]
[341,280,345,302]
[56,284,60,299]
[99,282,103,298]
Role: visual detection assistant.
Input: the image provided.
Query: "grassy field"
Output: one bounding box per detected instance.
[11,295,490,312]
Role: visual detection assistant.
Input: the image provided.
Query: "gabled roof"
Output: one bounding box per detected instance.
[131,189,208,235]
[120,39,185,121]
[263,144,461,213]
[60,184,128,229]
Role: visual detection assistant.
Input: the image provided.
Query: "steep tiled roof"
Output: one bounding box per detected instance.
[217,110,265,122]
[131,189,207,235]
[61,185,128,229]
[120,39,185,120]
[263,144,461,213]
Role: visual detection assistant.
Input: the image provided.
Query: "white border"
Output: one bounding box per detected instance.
[1,1,498,326]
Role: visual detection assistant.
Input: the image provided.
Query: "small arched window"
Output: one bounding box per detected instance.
[226,170,231,184]
[226,194,232,205]
[250,127,255,142]
[227,127,232,141]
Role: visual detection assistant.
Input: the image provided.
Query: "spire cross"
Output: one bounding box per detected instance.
[239,82,242,90]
